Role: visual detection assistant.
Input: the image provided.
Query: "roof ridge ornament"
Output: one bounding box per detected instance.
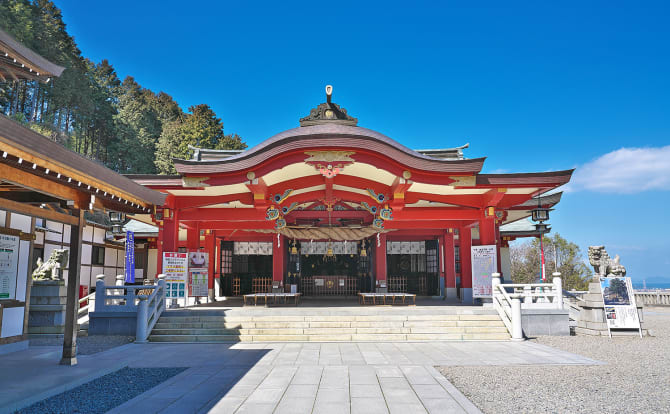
[299,85,358,127]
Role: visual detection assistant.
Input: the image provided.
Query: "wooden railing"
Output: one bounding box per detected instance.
[491,272,564,340]
[635,290,670,306]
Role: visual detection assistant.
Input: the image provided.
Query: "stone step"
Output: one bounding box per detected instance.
[156,313,502,324]
[153,319,506,330]
[150,325,509,336]
[148,331,511,342]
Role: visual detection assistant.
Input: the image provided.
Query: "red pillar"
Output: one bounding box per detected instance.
[459,226,473,303]
[158,209,179,274]
[204,232,215,297]
[273,234,285,283]
[374,233,387,292]
[186,223,200,251]
[479,211,502,274]
[442,229,456,299]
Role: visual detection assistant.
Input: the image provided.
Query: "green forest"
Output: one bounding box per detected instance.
[0,0,246,174]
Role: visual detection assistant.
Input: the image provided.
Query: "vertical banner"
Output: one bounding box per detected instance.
[599,276,642,337]
[125,231,135,283]
[188,251,209,297]
[0,233,20,299]
[162,252,188,300]
[471,245,497,298]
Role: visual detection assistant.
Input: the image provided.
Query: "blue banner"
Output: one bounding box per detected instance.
[125,231,135,283]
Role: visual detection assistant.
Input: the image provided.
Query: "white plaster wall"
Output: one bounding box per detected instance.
[62,224,70,244]
[1,307,24,338]
[178,228,187,242]
[82,226,93,243]
[116,250,124,267]
[0,210,5,225]
[45,221,63,242]
[147,249,157,280]
[104,247,117,267]
[90,266,104,287]
[93,227,105,244]
[81,244,92,265]
[35,231,44,245]
[80,265,91,287]
[10,213,31,233]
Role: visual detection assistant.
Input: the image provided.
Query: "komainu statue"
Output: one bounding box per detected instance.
[588,245,626,280]
[32,249,69,281]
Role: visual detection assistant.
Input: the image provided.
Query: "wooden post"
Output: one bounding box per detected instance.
[60,209,84,366]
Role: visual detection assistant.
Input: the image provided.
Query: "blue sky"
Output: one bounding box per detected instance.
[57,1,669,284]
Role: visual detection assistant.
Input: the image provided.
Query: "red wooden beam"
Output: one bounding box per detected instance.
[175,193,253,209]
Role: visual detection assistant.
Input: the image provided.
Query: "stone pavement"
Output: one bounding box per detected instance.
[1,340,602,413]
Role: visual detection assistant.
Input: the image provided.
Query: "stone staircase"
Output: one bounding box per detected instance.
[148,307,510,342]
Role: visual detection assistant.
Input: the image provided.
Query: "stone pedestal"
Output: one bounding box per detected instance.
[28,280,68,334]
[575,282,647,336]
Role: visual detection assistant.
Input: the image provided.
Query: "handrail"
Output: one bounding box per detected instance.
[491,272,564,341]
[136,274,166,343]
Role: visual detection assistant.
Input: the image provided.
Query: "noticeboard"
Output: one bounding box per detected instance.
[599,276,642,337]
[0,233,20,299]
[472,245,497,298]
[188,252,209,297]
[162,252,188,299]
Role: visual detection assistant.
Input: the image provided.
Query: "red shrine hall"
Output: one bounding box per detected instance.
[132,87,571,303]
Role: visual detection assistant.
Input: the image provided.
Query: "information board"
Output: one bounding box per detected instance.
[0,233,20,299]
[188,252,208,297]
[162,252,188,299]
[599,276,642,337]
[471,245,497,298]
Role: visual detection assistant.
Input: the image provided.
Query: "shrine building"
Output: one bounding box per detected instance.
[132,86,571,303]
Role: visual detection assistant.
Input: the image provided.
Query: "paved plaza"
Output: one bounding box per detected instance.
[2,340,601,413]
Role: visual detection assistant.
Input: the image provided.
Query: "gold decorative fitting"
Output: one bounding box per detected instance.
[246,171,255,180]
[402,170,412,179]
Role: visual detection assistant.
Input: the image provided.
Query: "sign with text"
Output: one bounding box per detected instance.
[599,276,641,335]
[0,233,20,299]
[471,245,497,298]
[124,231,135,283]
[162,252,188,299]
[188,252,208,297]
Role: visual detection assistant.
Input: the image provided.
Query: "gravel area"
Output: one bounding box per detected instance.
[439,308,670,414]
[29,335,134,355]
[15,367,187,414]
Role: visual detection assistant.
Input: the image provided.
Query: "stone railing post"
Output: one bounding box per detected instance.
[157,274,167,313]
[523,285,532,304]
[552,272,563,309]
[491,273,501,299]
[135,295,149,343]
[95,275,106,311]
[510,293,524,341]
[114,275,124,305]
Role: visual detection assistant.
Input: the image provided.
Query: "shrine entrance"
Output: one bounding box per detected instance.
[293,240,374,296]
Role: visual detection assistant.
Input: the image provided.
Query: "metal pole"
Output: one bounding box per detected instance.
[540,233,546,282]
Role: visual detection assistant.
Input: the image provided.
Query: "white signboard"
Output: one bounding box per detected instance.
[162,252,188,299]
[0,233,20,299]
[188,252,209,297]
[599,276,642,337]
[471,245,497,298]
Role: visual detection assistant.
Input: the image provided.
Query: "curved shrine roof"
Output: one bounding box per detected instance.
[173,124,485,175]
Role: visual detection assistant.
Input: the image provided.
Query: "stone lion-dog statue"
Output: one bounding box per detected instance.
[32,249,69,281]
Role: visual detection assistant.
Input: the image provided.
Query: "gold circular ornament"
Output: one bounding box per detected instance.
[325,109,334,119]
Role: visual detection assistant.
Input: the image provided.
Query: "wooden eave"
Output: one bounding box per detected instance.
[0,115,165,210]
[0,28,65,81]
